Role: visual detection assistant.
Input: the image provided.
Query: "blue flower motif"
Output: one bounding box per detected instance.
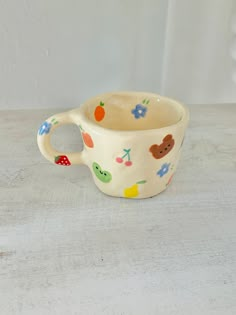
[157,163,170,178]
[131,104,147,119]
[38,121,52,135]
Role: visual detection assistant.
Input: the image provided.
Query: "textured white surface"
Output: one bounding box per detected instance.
[0,0,168,109]
[0,105,236,314]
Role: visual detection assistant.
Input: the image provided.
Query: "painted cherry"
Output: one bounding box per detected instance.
[116,157,123,163]
[125,161,132,166]
[116,149,132,166]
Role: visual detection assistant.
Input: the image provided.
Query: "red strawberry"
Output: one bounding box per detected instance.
[54,155,71,166]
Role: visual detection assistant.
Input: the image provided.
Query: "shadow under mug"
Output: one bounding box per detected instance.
[37,91,189,198]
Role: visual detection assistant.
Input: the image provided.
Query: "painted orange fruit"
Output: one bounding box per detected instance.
[94,102,105,121]
[79,125,94,148]
[82,132,94,148]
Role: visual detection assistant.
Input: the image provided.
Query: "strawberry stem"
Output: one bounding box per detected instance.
[100,102,104,106]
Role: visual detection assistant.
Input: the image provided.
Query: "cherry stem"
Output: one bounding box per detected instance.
[121,149,131,159]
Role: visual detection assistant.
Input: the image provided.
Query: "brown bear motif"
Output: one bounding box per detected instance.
[149,134,175,159]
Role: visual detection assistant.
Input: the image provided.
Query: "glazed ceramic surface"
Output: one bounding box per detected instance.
[37,91,189,198]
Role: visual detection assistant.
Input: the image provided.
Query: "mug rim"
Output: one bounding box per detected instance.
[71,91,189,134]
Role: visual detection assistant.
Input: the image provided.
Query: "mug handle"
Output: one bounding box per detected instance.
[37,111,85,166]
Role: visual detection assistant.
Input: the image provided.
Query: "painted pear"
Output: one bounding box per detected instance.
[124,180,147,198]
[124,184,139,198]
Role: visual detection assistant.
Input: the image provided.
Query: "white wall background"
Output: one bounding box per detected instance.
[0,0,168,109]
[162,0,236,104]
[0,0,235,109]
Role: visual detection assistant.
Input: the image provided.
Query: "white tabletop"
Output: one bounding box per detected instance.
[1,104,236,315]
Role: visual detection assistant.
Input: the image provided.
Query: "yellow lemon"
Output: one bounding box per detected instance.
[124,184,139,198]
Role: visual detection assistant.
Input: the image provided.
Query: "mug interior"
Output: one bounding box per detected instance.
[82,92,185,131]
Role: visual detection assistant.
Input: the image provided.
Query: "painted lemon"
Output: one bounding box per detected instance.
[123,180,146,198]
[124,184,139,198]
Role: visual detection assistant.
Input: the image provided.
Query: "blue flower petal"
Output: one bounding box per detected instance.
[131,104,147,119]
[38,121,52,135]
[157,163,170,178]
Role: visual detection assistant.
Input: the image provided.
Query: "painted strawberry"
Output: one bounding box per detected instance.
[54,155,71,166]
[94,101,105,121]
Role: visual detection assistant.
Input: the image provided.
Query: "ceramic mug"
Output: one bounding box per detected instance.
[37,91,189,198]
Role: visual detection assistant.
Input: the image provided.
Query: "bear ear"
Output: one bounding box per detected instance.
[163,134,173,142]
[149,144,159,152]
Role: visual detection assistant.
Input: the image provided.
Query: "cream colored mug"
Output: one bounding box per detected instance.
[37,91,189,198]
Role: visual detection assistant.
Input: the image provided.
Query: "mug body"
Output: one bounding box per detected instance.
[69,91,189,198]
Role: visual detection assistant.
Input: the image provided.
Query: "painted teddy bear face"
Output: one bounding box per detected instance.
[149,134,175,159]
